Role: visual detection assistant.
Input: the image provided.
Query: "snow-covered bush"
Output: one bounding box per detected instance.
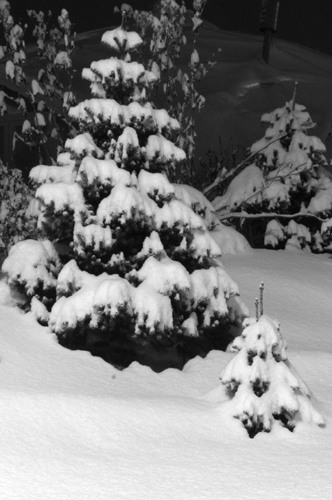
[212,95,332,252]
[2,16,248,370]
[0,162,36,264]
[221,315,325,438]
[264,218,313,252]
[2,239,61,320]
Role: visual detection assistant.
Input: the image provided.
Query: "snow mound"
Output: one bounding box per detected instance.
[211,223,252,255]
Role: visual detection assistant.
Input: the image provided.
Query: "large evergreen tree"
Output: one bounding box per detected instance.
[2,17,247,370]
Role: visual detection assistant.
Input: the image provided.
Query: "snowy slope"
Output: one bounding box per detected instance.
[1,248,332,500]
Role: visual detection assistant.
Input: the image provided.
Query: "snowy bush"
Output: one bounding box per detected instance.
[2,239,61,321]
[212,93,332,252]
[221,315,325,438]
[0,162,37,264]
[2,15,248,370]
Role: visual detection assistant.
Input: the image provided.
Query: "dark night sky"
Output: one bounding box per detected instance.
[8,0,332,58]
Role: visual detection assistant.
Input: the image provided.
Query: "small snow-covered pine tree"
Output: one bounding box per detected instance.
[214,95,332,252]
[221,315,325,438]
[2,17,247,370]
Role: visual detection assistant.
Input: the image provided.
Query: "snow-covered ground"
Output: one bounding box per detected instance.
[0,247,331,500]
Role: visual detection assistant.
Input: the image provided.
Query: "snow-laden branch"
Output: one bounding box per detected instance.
[216,160,310,220]
[203,133,289,197]
[218,211,326,223]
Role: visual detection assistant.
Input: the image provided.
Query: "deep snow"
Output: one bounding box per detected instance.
[0,247,332,500]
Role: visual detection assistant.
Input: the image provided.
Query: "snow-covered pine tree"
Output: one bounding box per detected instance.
[2,16,247,370]
[213,94,332,252]
[221,315,325,438]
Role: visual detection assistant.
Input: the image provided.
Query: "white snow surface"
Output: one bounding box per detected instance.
[2,239,61,295]
[90,57,157,86]
[1,249,332,499]
[65,132,104,158]
[77,156,131,187]
[101,27,143,52]
[213,164,264,212]
[30,164,77,185]
[50,262,175,335]
[69,99,180,134]
[36,182,85,214]
[145,133,186,163]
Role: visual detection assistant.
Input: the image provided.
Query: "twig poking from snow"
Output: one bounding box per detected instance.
[291,81,298,111]
[259,281,264,317]
[255,297,259,322]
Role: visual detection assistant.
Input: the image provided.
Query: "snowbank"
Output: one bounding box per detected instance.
[0,249,331,499]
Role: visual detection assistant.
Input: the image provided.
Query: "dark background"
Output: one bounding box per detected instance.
[8,0,332,57]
